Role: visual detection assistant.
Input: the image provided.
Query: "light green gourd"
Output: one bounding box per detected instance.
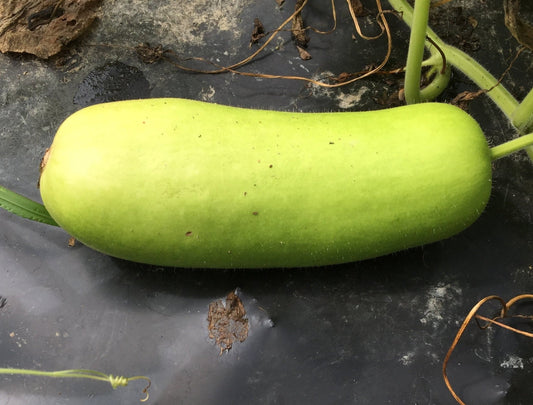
[39,99,492,268]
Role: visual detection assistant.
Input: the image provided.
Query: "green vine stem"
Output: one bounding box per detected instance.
[403,0,431,103]
[512,88,533,133]
[0,368,151,402]
[388,0,518,114]
[419,62,451,102]
[0,185,58,226]
[490,133,533,161]
[387,0,533,160]
[512,89,533,160]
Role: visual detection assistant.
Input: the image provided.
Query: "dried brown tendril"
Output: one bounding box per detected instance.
[443,294,533,405]
[161,0,395,88]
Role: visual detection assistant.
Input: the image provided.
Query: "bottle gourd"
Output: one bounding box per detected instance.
[39,99,492,268]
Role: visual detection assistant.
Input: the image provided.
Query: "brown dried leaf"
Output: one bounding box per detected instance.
[297,45,312,60]
[207,290,249,354]
[451,89,485,110]
[68,236,76,247]
[291,0,309,48]
[135,43,171,64]
[0,0,102,59]
[250,17,266,46]
[349,0,365,16]
[504,0,533,50]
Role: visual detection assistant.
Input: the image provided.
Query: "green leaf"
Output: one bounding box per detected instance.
[0,185,58,226]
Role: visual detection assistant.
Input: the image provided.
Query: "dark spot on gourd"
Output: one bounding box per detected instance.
[252,211,259,216]
[185,231,193,236]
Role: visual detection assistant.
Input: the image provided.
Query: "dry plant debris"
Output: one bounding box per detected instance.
[292,0,310,48]
[0,0,102,59]
[135,42,172,64]
[207,290,249,354]
[504,0,533,51]
[250,18,266,46]
[159,0,393,89]
[451,46,526,111]
[443,294,533,405]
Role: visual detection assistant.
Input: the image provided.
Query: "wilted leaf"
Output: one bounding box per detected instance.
[504,0,533,50]
[297,45,312,60]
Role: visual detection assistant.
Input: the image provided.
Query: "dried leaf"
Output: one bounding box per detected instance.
[135,43,171,64]
[451,89,485,110]
[297,45,312,60]
[291,0,309,48]
[207,290,249,354]
[504,0,533,50]
[0,0,102,59]
[348,0,365,16]
[250,17,266,46]
[68,236,76,247]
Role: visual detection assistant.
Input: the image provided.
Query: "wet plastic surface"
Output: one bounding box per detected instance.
[1,1,533,404]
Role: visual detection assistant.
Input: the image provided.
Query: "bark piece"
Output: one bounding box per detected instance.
[0,0,102,59]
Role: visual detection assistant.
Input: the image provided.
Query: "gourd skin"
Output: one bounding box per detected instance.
[39,99,492,268]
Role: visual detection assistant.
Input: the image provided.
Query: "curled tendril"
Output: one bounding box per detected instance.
[0,368,151,402]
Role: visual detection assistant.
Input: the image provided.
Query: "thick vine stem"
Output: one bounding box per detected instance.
[512,89,533,133]
[387,0,519,116]
[387,0,533,161]
[511,89,533,159]
[403,0,431,103]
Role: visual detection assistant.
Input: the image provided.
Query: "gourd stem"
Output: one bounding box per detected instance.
[490,133,533,161]
[403,0,431,104]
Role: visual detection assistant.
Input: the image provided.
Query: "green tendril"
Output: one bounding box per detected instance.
[0,368,151,402]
